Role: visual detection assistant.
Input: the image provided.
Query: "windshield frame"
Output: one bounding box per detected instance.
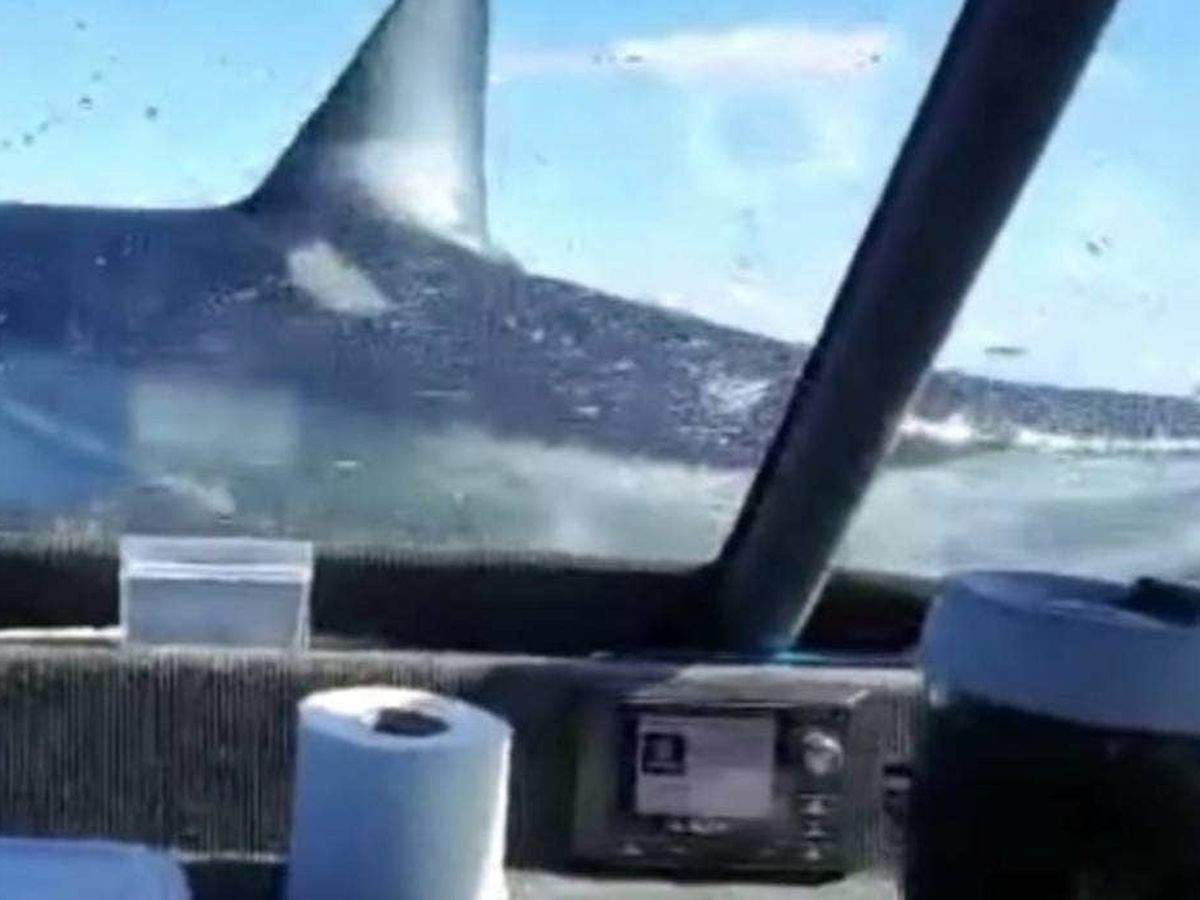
[715,0,1121,650]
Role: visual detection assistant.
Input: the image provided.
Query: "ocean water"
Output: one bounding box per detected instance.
[5,355,1200,587]
[4,301,1200,587]
[841,446,1200,580]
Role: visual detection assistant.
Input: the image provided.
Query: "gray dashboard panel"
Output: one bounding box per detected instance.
[0,646,919,878]
[511,872,898,899]
[183,861,899,900]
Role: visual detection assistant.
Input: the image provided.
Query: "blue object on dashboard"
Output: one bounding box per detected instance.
[923,571,1200,735]
[0,838,189,900]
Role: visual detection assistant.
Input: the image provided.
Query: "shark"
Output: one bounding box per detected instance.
[0,0,1194,554]
[0,0,801,546]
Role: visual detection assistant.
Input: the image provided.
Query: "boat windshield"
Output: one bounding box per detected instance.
[4,1,1186,582]
[0,0,956,560]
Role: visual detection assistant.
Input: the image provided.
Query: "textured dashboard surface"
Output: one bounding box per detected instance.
[0,646,918,875]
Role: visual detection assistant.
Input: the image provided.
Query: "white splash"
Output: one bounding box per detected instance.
[148,474,237,518]
[702,375,770,417]
[397,425,749,560]
[1012,427,1200,456]
[898,413,980,447]
[899,411,1200,457]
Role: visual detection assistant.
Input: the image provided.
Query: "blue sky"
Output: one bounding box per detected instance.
[0,0,1196,397]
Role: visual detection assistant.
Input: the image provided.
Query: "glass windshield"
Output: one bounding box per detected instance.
[838,0,1200,579]
[0,1,396,207]
[0,0,955,558]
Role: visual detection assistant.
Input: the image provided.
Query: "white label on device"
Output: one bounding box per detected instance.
[634,714,776,820]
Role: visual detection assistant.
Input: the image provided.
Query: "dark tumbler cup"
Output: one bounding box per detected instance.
[905,573,1200,900]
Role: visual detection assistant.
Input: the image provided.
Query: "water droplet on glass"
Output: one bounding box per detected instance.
[144,105,160,121]
[985,345,1027,360]
[1084,234,1112,257]
[79,95,94,111]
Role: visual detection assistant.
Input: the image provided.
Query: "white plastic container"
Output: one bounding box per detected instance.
[0,838,189,900]
[120,536,313,648]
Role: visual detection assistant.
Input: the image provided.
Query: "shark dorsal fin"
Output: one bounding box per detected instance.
[244,0,489,247]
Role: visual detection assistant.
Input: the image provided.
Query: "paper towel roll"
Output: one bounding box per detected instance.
[286,686,511,900]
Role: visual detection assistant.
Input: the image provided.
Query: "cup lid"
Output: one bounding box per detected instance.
[922,572,1200,735]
